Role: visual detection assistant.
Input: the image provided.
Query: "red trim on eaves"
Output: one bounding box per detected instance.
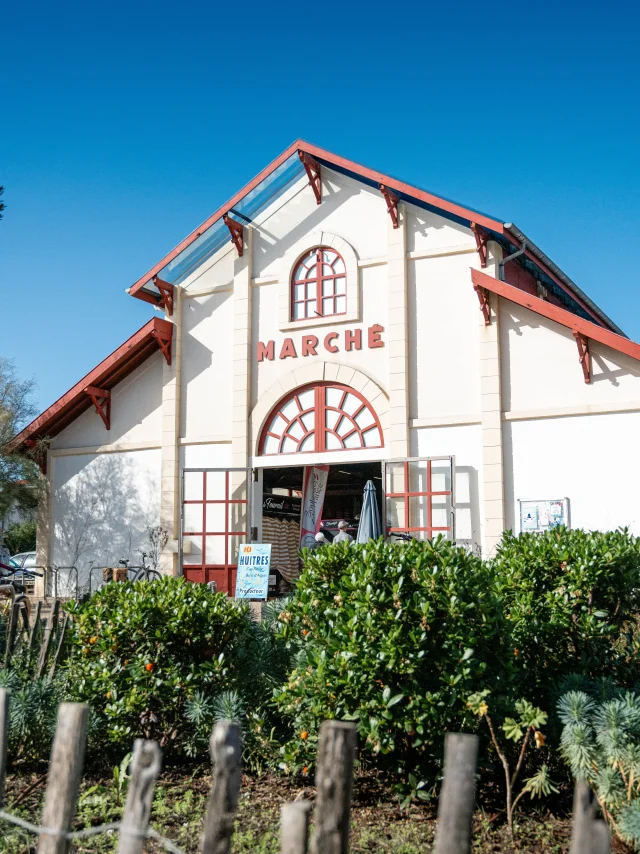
[471,269,640,363]
[7,317,173,453]
[129,141,302,295]
[129,140,506,298]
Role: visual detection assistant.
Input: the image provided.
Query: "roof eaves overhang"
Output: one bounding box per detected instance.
[127,140,507,302]
[502,223,624,337]
[128,139,620,335]
[7,317,173,454]
[471,269,640,362]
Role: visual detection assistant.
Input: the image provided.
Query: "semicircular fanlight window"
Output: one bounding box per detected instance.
[260,383,383,455]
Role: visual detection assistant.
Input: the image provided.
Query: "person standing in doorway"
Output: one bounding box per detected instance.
[333,520,353,544]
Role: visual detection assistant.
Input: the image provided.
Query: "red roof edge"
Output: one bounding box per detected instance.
[7,317,173,453]
[129,140,506,298]
[471,269,640,363]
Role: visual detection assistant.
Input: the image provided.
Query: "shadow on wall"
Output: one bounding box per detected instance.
[502,423,516,532]
[51,451,161,596]
[500,308,640,412]
[454,465,481,554]
[252,178,362,271]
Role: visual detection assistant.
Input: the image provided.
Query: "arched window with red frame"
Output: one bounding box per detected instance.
[259,383,383,455]
[291,247,346,320]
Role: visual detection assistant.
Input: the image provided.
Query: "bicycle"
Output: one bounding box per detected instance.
[118,553,162,583]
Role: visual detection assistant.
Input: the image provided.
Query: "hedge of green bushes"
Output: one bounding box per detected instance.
[4,527,640,818]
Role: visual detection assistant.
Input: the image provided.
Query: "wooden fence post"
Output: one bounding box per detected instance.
[433,733,479,854]
[27,600,42,665]
[117,739,162,854]
[37,702,89,854]
[20,598,30,635]
[311,721,357,854]
[201,720,242,854]
[3,600,19,668]
[0,689,9,808]
[591,821,611,854]
[49,614,69,679]
[570,781,610,854]
[281,801,311,854]
[570,780,594,854]
[36,600,60,678]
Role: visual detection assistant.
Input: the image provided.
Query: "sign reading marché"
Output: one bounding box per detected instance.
[257,324,384,361]
[235,543,272,600]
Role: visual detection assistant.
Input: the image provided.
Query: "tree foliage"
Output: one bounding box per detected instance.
[0,357,41,523]
[3,520,37,554]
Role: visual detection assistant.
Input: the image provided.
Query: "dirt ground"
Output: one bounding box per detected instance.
[0,767,581,853]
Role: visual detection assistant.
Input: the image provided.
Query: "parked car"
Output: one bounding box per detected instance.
[11,551,37,571]
[6,551,40,593]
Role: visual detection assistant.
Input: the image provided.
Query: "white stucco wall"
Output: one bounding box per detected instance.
[180,443,232,470]
[504,412,640,534]
[180,290,234,441]
[253,171,388,276]
[408,252,482,420]
[500,302,640,414]
[50,448,161,593]
[411,424,484,551]
[251,262,389,409]
[50,353,163,450]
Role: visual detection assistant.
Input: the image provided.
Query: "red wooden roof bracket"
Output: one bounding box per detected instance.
[471,269,640,381]
[151,325,173,365]
[299,151,322,205]
[473,284,492,325]
[84,386,111,430]
[471,223,488,268]
[152,276,174,316]
[379,184,399,229]
[573,332,591,383]
[223,214,244,257]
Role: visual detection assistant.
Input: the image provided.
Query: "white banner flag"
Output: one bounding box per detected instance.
[300,465,330,550]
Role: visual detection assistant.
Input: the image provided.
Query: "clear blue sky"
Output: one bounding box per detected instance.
[1,0,639,411]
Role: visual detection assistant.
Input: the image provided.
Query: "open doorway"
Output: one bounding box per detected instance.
[262,461,382,538]
[259,461,382,587]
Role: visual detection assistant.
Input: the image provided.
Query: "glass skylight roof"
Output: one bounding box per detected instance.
[154,152,305,287]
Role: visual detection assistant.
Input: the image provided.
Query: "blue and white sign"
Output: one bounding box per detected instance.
[235,543,272,600]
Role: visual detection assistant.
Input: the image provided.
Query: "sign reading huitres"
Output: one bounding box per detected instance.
[235,543,272,599]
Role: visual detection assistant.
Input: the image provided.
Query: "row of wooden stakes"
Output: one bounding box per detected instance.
[0,692,611,854]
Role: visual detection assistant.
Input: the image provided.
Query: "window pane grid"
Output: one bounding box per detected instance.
[182,470,248,594]
[260,382,383,455]
[291,247,347,321]
[385,460,452,539]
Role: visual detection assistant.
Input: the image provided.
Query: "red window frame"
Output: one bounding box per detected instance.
[181,469,248,594]
[384,457,454,539]
[290,247,347,321]
[259,382,384,455]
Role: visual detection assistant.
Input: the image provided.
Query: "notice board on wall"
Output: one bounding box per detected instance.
[518,498,570,533]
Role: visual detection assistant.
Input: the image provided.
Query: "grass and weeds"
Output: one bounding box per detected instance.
[0,768,575,853]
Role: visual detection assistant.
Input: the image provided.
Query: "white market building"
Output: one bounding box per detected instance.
[12,141,640,594]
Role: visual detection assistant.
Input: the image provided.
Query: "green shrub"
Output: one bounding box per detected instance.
[558,685,640,847]
[274,538,508,795]
[183,599,294,769]
[0,668,64,760]
[493,527,640,702]
[65,577,250,755]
